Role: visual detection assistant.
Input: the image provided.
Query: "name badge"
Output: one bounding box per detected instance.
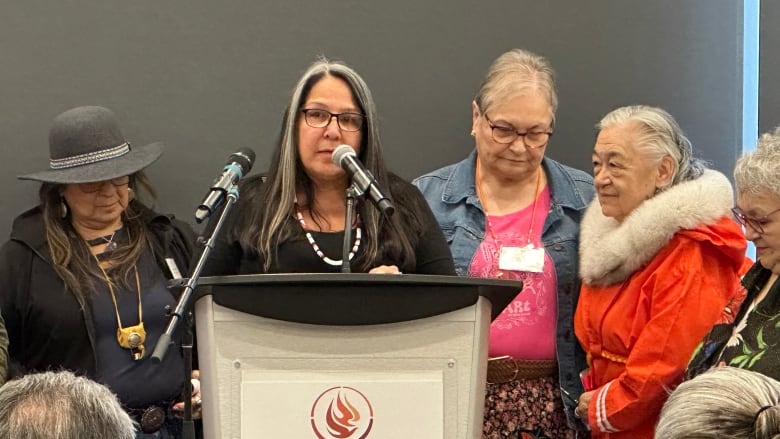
[498,245,545,273]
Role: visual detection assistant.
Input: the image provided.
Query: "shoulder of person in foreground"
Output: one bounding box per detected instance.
[0,370,136,439]
[657,366,780,439]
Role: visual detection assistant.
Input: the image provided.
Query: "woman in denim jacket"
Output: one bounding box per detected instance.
[413,49,594,438]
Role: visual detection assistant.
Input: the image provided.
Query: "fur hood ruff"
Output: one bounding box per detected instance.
[580,169,734,286]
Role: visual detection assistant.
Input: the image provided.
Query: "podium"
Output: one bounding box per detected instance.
[194,273,521,439]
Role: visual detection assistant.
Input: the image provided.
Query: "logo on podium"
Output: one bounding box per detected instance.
[310,386,374,439]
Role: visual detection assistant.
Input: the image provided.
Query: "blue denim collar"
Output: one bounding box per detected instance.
[440,150,590,212]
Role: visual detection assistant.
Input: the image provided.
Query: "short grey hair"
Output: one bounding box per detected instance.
[734,125,780,197]
[474,48,558,123]
[597,105,706,188]
[656,367,780,438]
[0,371,136,439]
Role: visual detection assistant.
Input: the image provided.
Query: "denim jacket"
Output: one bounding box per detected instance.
[413,150,595,428]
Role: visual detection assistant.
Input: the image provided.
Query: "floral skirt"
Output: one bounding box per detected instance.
[482,375,577,439]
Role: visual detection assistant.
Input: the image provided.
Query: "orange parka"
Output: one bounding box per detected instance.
[574,170,750,438]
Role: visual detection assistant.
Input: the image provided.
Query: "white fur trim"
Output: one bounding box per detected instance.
[580,169,734,286]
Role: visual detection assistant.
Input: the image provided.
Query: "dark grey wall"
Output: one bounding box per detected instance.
[1,1,744,237]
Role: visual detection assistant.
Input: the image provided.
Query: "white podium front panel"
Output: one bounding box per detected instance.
[242,370,443,438]
[196,295,491,439]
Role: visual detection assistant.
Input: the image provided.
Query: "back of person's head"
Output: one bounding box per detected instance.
[474,48,558,121]
[656,367,780,439]
[734,125,780,197]
[0,370,135,439]
[597,105,706,188]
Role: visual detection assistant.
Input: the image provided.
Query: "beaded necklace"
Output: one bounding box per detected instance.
[293,201,362,266]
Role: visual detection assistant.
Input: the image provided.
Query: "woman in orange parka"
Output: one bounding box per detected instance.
[573,105,750,438]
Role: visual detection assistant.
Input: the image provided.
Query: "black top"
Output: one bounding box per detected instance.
[201,174,456,276]
[93,249,185,409]
[688,261,780,380]
[0,202,196,383]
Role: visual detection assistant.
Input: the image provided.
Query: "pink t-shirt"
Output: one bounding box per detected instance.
[469,186,558,360]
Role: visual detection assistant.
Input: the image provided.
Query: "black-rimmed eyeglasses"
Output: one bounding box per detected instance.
[78,176,130,193]
[484,114,553,148]
[301,109,365,132]
[731,206,780,234]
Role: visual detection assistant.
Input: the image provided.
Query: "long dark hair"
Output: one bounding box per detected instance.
[234,57,422,272]
[41,172,156,297]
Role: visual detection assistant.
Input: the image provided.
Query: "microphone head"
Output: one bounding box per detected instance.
[229,147,256,173]
[331,144,357,167]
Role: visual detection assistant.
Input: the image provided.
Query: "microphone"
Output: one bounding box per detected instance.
[195,148,256,223]
[332,144,395,216]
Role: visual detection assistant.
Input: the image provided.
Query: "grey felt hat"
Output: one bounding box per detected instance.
[18,106,163,184]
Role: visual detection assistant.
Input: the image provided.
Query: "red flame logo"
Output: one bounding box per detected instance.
[325,391,360,437]
[311,386,374,439]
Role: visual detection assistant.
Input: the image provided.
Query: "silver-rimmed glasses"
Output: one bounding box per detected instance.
[77,176,130,193]
[731,206,780,234]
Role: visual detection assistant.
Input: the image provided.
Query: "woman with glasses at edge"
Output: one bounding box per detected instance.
[573,105,751,438]
[413,49,594,439]
[200,57,455,277]
[687,126,780,383]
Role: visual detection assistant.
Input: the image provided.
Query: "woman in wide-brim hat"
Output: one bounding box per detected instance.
[1,106,201,439]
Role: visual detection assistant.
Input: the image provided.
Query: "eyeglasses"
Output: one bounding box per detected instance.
[77,176,130,193]
[731,206,780,234]
[484,114,553,148]
[301,109,365,132]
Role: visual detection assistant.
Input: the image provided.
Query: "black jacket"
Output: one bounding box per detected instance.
[0,201,196,378]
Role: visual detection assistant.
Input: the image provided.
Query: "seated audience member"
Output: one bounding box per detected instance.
[688,126,780,381]
[0,370,136,439]
[574,105,750,438]
[201,57,455,276]
[656,366,780,438]
[414,48,594,438]
[0,106,200,438]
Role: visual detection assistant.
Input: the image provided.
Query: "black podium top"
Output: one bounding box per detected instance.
[195,273,522,326]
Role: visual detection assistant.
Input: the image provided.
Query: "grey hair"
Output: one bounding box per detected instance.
[0,370,136,439]
[251,56,390,270]
[656,367,780,439]
[597,105,706,188]
[734,126,780,197]
[474,48,558,123]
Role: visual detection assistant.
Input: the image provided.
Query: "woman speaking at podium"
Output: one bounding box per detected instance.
[201,57,455,276]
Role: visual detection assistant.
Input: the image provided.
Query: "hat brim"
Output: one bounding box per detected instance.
[18,142,164,184]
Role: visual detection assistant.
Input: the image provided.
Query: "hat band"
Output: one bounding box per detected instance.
[49,142,130,170]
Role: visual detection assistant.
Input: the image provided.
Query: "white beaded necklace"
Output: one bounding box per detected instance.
[294,202,362,267]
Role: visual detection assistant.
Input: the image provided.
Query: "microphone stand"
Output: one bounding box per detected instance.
[341,184,362,273]
[151,185,241,439]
